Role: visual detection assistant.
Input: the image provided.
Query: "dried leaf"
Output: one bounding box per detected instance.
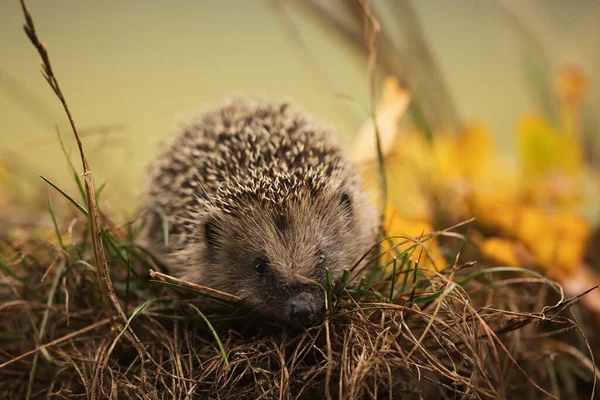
[353,75,411,163]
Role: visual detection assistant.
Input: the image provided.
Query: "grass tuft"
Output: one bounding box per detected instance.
[5,186,597,398]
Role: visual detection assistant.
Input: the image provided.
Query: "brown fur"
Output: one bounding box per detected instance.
[143,98,377,323]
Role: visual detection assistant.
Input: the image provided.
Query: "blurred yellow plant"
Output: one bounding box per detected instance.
[477,237,522,268]
[518,114,583,208]
[354,76,446,272]
[473,200,591,273]
[382,202,447,272]
[355,69,599,307]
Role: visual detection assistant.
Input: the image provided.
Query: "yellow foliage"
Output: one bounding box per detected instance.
[353,76,411,164]
[385,131,435,221]
[479,238,520,267]
[517,113,584,209]
[383,203,447,272]
[471,195,518,233]
[431,123,522,202]
[530,212,590,272]
[473,197,591,272]
[518,114,582,178]
[454,123,493,180]
[355,70,595,289]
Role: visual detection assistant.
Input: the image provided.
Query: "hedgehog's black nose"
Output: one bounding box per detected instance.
[288,297,316,325]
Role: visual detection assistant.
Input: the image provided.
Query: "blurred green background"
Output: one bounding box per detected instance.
[1,0,599,215]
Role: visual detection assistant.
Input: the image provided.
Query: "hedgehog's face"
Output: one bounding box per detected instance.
[197,186,370,326]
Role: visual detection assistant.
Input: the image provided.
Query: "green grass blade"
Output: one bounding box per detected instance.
[413,282,457,304]
[116,299,157,341]
[188,304,229,365]
[399,254,411,292]
[388,257,397,303]
[408,260,420,307]
[353,276,368,302]
[55,126,86,203]
[335,93,370,120]
[372,111,388,232]
[346,288,387,301]
[40,175,88,217]
[334,269,350,314]
[48,197,65,249]
[458,266,559,293]
[100,230,144,283]
[127,244,170,274]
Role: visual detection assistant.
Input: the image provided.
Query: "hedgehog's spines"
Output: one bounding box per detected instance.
[144,98,378,308]
[146,98,348,230]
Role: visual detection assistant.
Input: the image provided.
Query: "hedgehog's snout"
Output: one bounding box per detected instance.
[284,292,319,326]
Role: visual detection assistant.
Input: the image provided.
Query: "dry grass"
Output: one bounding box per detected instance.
[1,1,599,399]
[1,204,598,399]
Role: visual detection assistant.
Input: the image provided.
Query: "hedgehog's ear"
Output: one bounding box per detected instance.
[204,217,221,250]
[339,192,353,218]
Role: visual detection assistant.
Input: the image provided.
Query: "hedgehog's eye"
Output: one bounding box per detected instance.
[254,257,270,275]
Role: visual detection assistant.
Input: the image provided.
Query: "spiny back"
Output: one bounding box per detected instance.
[146,98,351,248]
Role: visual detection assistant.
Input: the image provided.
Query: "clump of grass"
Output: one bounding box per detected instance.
[1,189,598,398]
[1,2,598,399]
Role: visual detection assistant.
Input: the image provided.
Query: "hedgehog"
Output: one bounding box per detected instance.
[143,98,378,325]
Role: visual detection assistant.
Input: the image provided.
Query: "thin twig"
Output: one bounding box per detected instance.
[18,4,153,397]
[19,0,113,318]
[149,269,242,301]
